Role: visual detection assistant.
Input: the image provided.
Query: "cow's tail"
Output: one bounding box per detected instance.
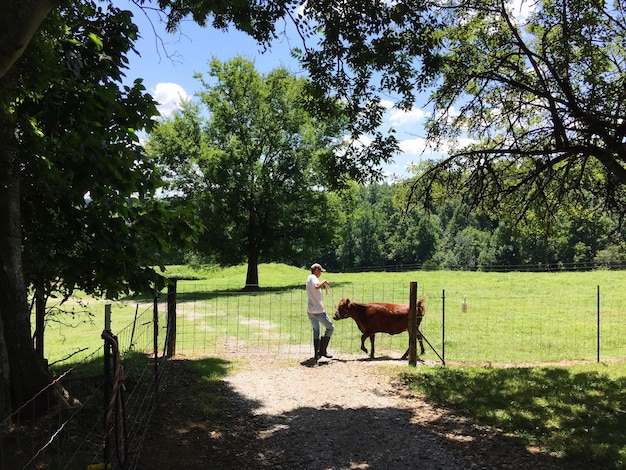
[417,296,427,317]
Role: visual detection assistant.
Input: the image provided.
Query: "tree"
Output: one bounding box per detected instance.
[408,0,626,230]
[148,57,344,289]
[12,0,624,418]
[0,1,200,419]
[1,0,442,418]
[11,1,626,226]
[0,0,57,78]
[20,3,201,298]
[0,1,75,419]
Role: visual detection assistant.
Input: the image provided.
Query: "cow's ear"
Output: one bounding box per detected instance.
[346,298,350,306]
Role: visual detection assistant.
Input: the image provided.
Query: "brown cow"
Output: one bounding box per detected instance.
[333,297,426,359]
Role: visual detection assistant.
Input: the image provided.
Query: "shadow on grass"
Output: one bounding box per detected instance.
[400,365,626,469]
[121,281,355,303]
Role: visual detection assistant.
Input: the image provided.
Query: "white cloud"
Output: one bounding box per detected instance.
[387,107,426,126]
[509,0,535,20]
[399,137,428,156]
[152,82,189,117]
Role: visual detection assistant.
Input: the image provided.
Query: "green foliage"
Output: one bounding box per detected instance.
[410,0,626,228]
[400,364,626,468]
[322,180,625,272]
[148,57,345,287]
[291,0,443,181]
[16,3,201,300]
[327,182,439,270]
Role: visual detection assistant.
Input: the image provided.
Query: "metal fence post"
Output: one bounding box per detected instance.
[597,285,600,363]
[408,281,417,366]
[103,304,111,467]
[153,288,159,380]
[442,289,446,366]
[166,280,177,358]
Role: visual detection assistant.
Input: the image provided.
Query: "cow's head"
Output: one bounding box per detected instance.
[333,298,351,320]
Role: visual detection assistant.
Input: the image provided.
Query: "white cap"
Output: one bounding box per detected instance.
[310,263,326,272]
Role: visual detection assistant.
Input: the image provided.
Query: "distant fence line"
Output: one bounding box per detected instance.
[334,260,626,273]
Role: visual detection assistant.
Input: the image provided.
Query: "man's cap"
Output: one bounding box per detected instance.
[310,263,326,272]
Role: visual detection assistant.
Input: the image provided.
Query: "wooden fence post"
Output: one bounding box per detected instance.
[103,304,112,466]
[35,282,45,361]
[153,288,158,379]
[408,281,417,366]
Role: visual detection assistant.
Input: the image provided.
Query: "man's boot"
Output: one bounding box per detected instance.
[319,336,332,358]
[313,339,321,361]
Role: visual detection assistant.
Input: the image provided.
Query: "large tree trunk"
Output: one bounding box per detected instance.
[0,298,10,421]
[0,0,57,78]
[243,247,260,291]
[0,112,50,420]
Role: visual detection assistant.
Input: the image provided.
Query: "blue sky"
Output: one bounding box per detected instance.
[121,3,446,179]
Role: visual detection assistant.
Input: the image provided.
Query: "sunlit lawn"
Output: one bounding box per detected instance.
[41,265,626,365]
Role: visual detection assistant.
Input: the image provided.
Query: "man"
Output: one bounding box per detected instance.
[306,263,334,361]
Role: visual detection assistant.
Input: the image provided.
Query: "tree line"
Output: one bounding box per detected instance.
[149,56,626,277]
[317,182,626,272]
[170,175,626,274]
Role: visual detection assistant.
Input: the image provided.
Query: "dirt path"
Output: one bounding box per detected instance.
[138,351,573,469]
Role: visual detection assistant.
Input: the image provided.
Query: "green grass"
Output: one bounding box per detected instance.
[41,264,626,365]
[162,265,626,364]
[400,361,626,468]
[42,298,156,365]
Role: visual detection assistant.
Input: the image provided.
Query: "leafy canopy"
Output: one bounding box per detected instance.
[17,1,201,299]
[148,57,345,285]
[409,0,626,228]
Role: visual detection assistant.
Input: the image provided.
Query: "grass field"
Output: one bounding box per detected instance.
[163,264,626,364]
[42,263,626,366]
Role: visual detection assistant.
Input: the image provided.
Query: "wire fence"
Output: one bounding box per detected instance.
[173,282,626,364]
[2,280,625,469]
[0,297,170,470]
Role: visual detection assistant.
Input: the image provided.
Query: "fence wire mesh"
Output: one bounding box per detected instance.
[3,280,625,469]
[172,282,626,364]
[1,300,171,470]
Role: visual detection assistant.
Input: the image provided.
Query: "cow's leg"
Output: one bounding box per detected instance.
[369,334,375,358]
[360,334,368,355]
[418,331,425,355]
[417,319,426,355]
[401,348,409,360]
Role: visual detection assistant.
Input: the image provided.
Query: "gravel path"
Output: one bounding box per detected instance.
[139,350,575,469]
[222,352,570,470]
[225,354,472,469]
